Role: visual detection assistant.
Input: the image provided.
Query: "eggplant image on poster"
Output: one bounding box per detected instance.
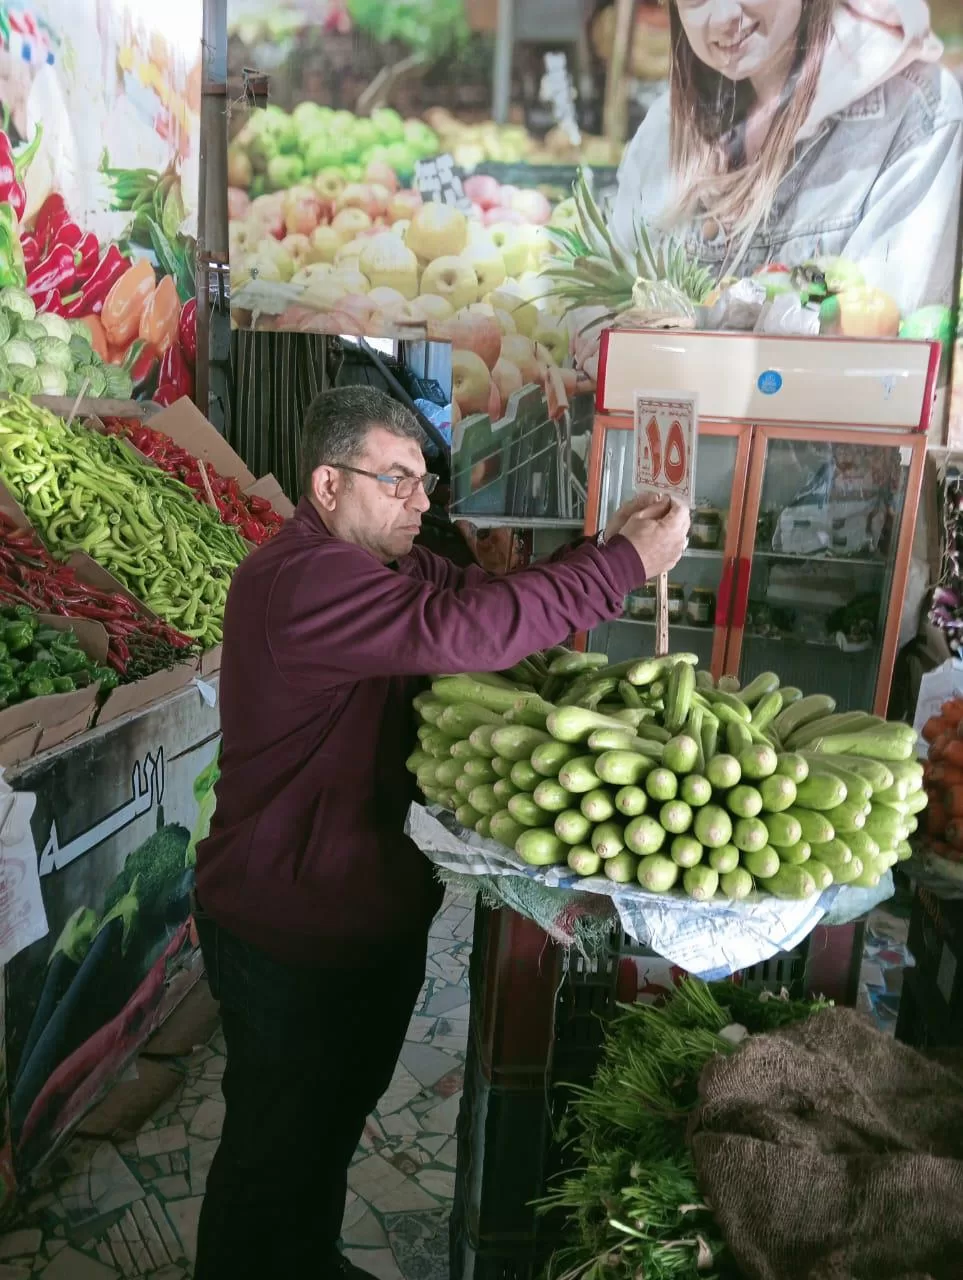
[9,807,195,1154]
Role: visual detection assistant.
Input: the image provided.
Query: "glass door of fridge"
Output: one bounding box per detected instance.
[726,429,926,714]
[583,416,751,677]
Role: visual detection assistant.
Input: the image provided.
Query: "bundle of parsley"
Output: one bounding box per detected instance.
[540,980,828,1280]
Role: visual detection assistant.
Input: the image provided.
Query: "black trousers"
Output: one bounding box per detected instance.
[192,906,428,1279]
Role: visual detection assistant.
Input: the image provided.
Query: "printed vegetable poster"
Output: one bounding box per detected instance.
[0,0,201,402]
[0,686,220,1206]
[226,0,963,521]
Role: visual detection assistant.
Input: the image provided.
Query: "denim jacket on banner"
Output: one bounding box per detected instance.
[611,62,963,317]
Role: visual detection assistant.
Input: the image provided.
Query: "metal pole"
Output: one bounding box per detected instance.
[492,0,515,124]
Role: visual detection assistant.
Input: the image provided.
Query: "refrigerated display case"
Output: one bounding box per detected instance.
[584,330,940,714]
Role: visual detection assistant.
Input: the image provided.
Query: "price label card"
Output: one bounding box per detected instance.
[633,390,699,506]
[540,52,581,145]
[414,154,472,211]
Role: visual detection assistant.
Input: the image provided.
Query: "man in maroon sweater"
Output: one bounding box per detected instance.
[193,387,688,1279]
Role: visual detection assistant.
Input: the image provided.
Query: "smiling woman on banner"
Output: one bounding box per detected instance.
[610,0,963,319]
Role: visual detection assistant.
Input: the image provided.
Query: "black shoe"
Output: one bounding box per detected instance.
[326,1251,379,1280]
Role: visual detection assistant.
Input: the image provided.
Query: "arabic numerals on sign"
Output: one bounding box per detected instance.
[415,155,472,211]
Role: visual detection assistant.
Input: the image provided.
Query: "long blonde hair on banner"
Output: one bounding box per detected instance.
[666,0,836,265]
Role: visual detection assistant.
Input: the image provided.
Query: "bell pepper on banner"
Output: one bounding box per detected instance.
[0,204,26,289]
[100,257,156,347]
[153,344,192,406]
[33,193,71,250]
[60,246,130,319]
[26,242,84,300]
[139,275,181,352]
[179,298,197,365]
[0,125,43,222]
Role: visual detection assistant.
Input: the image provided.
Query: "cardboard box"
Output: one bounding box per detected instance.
[144,396,256,489]
[97,660,198,726]
[246,472,295,519]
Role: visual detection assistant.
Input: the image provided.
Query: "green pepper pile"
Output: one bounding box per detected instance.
[0,397,249,647]
[0,607,118,709]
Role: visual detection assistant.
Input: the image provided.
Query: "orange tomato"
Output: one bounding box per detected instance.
[943,739,963,770]
[930,732,954,762]
[923,716,949,742]
[942,699,963,725]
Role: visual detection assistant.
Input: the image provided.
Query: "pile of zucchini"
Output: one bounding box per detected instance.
[408,649,926,902]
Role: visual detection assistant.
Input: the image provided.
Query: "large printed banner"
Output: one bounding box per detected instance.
[0,0,201,403]
[227,1,963,519]
[0,684,219,1205]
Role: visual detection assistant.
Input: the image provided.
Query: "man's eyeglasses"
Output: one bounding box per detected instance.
[324,464,439,500]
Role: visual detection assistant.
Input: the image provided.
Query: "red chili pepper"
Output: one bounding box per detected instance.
[0,125,43,221]
[33,192,70,250]
[27,242,82,300]
[61,245,129,318]
[178,299,197,364]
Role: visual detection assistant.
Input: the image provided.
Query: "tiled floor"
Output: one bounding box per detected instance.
[0,893,476,1280]
[0,889,914,1279]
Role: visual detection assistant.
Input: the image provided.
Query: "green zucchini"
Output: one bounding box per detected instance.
[490,725,551,762]
[772,694,837,742]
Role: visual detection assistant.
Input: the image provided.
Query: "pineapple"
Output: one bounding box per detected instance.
[543,170,717,328]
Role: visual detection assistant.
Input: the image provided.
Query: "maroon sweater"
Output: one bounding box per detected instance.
[196,498,644,965]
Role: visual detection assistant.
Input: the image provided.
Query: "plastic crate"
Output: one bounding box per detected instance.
[455,907,868,1280]
[895,968,963,1051]
[907,885,963,1020]
[451,1036,576,1280]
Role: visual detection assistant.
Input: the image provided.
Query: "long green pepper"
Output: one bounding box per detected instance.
[0,397,248,646]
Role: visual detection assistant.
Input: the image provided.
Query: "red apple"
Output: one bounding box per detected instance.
[483,206,526,227]
[445,312,503,371]
[228,187,250,221]
[492,357,523,404]
[364,160,400,193]
[387,189,423,223]
[464,174,502,210]
[488,379,503,422]
[511,188,553,226]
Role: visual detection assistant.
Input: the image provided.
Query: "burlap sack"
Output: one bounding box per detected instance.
[689,1007,963,1280]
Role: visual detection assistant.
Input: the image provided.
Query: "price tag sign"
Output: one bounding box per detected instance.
[633,391,699,656]
[540,52,581,146]
[414,154,472,212]
[633,390,699,506]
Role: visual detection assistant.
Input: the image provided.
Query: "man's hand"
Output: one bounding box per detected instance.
[604,492,664,543]
[620,499,690,581]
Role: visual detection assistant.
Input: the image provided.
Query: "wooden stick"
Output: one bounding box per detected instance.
[197,459,218,509]
[655,572,669,658]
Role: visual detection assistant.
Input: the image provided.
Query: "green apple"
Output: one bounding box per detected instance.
[420,256,479,312]
[404,119,440,158]
[358,234,420,300]
[461,242,507,296]
[406,203,469,261]
[314,168,347,202]
[488,223,531,278]
[371,107,406,143]
[486,288,539,338]
[385,142,417,177]
[532,323,570,366]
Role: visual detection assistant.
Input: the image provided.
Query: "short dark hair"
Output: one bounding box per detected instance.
[299,387,426,495]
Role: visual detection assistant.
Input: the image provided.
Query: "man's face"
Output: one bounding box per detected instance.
[311,426,432,563]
